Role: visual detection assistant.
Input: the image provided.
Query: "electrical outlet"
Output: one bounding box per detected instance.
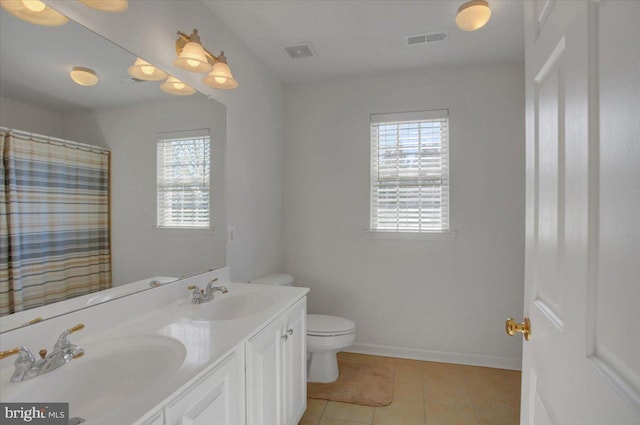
[227,225,236,246]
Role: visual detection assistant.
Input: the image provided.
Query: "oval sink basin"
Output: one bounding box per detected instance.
[183,288,279,321]
[3,335,186,421]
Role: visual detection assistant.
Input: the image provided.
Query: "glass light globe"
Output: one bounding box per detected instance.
[70,67,99,86]
[78,0,128,13]
[455,0,491,32]
[203,61,239,90]
[128,58,168,81]
[0,0,69,26]
[161,76,196,96]
[174,42,212,73]
[22,0,46,12]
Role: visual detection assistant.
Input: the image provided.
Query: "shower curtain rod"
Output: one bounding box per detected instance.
[1,127,110,155]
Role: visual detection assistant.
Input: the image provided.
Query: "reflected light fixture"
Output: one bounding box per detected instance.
[175,28,239,90]
[174,29,213,73]
[456,0,491,31]
[128,58,168,81]
[161,76,196,96]
[78,0,128,13]
[70,67,98,86]
[0,0,68,26]
[202,52,239,90]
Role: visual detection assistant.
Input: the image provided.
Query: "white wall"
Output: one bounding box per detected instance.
[0,95,63,137]
[283,62,525,369]
[47,0,286,282]
[60,96,226,286]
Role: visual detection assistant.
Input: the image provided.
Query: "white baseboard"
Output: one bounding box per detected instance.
[344,343,522,371]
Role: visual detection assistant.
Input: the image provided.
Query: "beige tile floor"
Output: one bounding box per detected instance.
[299,352,521,425]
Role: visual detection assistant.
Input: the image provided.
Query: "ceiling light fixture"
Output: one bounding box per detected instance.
[70,67,98,86]
[175,29,239,90]
[161,76,196,96]
[455,0,491,31]
[0,0,68,26]
[128,58,168,81]
[78,0,128,13]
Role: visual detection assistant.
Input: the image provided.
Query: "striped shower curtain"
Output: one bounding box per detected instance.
[0,130,112,316]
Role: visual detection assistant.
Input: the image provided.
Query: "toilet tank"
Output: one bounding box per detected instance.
[249,273,294,286]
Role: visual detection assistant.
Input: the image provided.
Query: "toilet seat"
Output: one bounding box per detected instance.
[307,314,355,336]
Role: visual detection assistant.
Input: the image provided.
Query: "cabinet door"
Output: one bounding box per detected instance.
[165,348,244,425]
[283,298,307,425]
[246,317,285,425]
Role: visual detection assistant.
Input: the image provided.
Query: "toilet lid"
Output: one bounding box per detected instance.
[307,314,355,336]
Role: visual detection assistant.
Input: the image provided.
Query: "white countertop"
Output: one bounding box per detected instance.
[0,268,309,424]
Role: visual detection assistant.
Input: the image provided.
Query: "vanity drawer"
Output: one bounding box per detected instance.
[164,347,244,425]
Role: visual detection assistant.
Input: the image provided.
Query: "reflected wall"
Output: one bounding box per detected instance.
[62,96,226,285]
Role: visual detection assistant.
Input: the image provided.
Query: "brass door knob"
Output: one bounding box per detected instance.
[506,317,531,341]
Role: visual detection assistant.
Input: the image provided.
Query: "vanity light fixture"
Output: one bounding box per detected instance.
[160,76,196,96]
[455,0,491,31]
[70,66,98,86]
[78,0,128,13]
[0,0,68,26]
[175,29,239,90]
[174,29,213,73]
[128,58,168,81]
[202,52,239,90]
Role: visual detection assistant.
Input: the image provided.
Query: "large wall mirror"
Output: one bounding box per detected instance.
[0,7,226,332]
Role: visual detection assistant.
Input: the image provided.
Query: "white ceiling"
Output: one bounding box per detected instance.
[202,0,525,84]
[0,1,524,111]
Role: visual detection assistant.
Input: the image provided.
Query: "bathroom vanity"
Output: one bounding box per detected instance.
[0,267,309,425]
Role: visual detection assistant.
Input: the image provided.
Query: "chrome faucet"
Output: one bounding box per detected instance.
[188,278,228,304]
[0,323,85,383]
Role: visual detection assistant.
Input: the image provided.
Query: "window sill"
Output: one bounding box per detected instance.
[361,230,458,240]
[154,226,215,231]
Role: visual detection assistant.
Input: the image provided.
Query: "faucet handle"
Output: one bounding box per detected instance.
[68,323,85,334]
[188,285,206,295]
[21,316,43,327]
[39,349,48,359]
[0,346,35,365]
[54,323,84,351]
[0,347,21,360]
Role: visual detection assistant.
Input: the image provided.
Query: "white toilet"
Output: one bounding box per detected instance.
[250,274,356,383]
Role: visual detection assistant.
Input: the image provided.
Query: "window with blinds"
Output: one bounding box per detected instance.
[370,110,449,233]
[157,131,211,228]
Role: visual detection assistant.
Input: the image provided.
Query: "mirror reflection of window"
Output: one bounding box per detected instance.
[156,130,211,229]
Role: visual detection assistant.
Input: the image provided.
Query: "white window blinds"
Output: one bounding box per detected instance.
[157,131,211,228]
[370,110,449,232]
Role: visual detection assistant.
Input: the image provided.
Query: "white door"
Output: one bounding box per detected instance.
[519,1,640,424]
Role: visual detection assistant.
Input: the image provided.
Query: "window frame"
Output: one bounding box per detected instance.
[369,109,452,235]
[156,130,212,229]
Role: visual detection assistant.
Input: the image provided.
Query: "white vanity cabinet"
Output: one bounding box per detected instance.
[164,347,245,425]
[246,298,307,425]
[138,411,164,425]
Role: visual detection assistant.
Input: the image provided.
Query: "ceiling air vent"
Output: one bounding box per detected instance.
[405,32,448,46]
[284,42,316,59]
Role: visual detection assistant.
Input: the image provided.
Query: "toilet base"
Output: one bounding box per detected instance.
[307,350,340,383]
